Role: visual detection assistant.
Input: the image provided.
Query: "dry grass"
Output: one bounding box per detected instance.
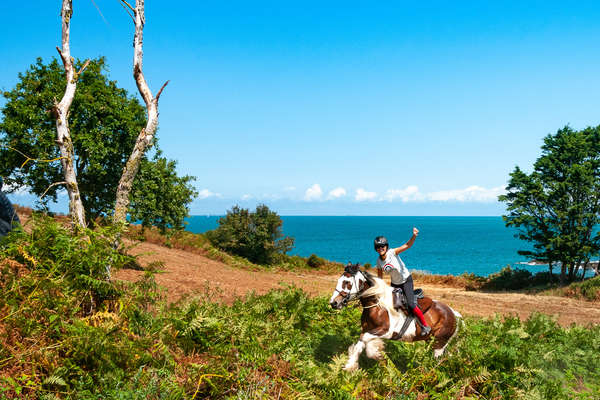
[412,271,481,289]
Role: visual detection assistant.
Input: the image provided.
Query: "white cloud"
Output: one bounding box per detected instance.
[197,189,221,199]
[427,185,506,202]
[284,186,296,192]
[355,188,377,202]
[241,194,253,200]
[327,187,347,199]
[303,184,323,201]
[3,183,31,196]
[383,185,423,202]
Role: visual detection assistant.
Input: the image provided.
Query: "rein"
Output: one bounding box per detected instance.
[361,300,381,309]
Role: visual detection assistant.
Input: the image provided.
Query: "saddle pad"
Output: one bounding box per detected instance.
[417,296,433,313]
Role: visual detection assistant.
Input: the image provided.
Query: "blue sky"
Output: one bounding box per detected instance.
[2,1,600,215]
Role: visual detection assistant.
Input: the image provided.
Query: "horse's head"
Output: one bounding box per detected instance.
[329,262,369,309]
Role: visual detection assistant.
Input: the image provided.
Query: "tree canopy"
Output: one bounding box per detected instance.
[0,57,196,224]
[499,126,600,283]
[129,152,197,233]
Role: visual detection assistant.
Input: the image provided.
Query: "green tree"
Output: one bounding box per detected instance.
[0,57,196,225]
[499,126,600,283]
[206,204,294,265]
[129,152,197,233]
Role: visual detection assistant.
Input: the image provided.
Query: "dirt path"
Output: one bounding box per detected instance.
[115,240,600,327]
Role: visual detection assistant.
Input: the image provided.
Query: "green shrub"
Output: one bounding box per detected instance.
[550,275,600,301]
[307,253,325,268]
[205,204,294,265]
[482,266,533,290]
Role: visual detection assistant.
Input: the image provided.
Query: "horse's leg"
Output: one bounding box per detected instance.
[365,337,385,360]
[344,332,385,370]
[344,339,365,371]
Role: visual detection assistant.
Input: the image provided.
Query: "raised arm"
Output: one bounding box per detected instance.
[393,227,419,255]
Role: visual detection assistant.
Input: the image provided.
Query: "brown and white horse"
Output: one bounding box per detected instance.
[330,264,461,371]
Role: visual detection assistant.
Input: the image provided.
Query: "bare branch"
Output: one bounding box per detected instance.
[155,80,170,102]
[41,181,68,198]
[114,0,167,225]
[53,0,87,229]
[118,0,135,22]
[55,46,66,64]
[120,0,135,12]
[77,59,91,77]
[90,0,110,26]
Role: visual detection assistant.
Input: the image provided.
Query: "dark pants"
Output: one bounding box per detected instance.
[391,275,416,309]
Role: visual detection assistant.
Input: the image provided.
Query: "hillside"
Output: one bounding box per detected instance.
[116,239,600,327]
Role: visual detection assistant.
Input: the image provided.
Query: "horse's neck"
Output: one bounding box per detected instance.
[358,276,379,307]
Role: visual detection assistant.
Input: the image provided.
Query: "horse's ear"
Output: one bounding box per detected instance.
[344,262,359,275]
[362,269,375,285]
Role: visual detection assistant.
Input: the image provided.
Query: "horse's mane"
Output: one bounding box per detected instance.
[359,270,400,317]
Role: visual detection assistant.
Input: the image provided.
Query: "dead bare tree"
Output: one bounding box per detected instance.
[113,0,169,224]
[53,0,89,229]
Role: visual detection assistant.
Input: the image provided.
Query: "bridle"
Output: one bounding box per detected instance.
[334,269,382,309]
[334,270,376,308]
[334,271,360,305]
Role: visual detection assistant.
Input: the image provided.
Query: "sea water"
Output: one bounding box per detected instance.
[186,216,546,277]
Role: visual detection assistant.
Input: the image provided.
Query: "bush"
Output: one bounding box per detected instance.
[482,266,533,290]
[479,266,563,291]
[551,275,600,301]
[205,204,294,265]
[307,254,325,268]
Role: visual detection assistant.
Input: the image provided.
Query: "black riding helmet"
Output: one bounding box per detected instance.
[374,236,388,250]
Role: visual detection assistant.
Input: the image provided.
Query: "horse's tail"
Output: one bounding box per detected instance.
[449,307,463,341]
[452,308,463,320]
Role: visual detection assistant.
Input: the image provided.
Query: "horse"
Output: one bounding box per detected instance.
[329,263,462,371]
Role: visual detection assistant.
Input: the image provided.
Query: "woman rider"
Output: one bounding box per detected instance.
[374,228,431,336]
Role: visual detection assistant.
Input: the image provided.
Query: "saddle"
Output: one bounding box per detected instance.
[393,287,433,314]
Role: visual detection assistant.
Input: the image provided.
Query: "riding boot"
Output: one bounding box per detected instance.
[412,306,431,336]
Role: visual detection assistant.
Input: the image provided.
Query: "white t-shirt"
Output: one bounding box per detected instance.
[376,248,411,285]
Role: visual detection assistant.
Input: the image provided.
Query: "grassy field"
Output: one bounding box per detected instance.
[1,216,599,399]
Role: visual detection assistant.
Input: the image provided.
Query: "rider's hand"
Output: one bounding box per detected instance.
[413,227,419,237]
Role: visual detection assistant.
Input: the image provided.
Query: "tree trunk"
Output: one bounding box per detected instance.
[568,262,576,282]
[113,0,168,224]
[581,260,588,281]
[54,0,87,230]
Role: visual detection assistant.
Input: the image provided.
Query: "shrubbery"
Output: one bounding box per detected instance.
[307,253,326,268]
[2,217,599,398]
[549,275,600,301]
[205,204,294,265]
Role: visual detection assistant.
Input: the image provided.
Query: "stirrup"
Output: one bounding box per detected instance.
[420,325,431,336]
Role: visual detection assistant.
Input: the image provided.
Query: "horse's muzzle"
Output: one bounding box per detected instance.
[330,299,344,310]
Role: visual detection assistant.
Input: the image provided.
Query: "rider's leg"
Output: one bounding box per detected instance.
[391,285,403,309]
[401,276,431,334]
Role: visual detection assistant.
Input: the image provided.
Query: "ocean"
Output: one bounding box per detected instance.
[185,216,546,277]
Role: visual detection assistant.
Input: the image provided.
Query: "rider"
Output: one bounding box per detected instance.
[374,228,431,336]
